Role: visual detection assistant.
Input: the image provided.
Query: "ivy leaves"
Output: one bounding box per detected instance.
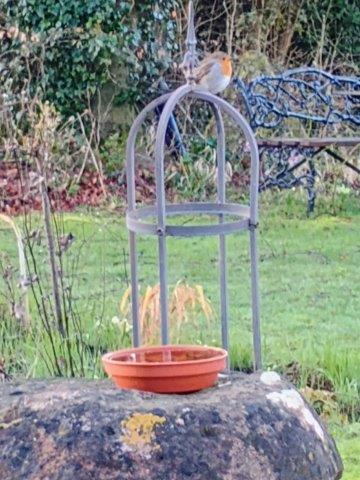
[3,0,179,116]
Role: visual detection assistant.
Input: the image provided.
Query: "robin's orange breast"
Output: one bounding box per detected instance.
[221,59,232,77]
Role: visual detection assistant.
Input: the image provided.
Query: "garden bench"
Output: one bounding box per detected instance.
[233,68,360,213]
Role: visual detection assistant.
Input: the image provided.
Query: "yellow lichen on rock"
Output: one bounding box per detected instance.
[121,412,166,450]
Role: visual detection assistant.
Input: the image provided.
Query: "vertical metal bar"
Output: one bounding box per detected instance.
[212,105,229,359]
[155,138,170,346]
[246,97,261,370]
[250,226,262,370]
[197,92,262,370]
[155,91,170,346]
[125,93,172,347]
[129,232,140,347]
[126,119,140,347]
[154,85,192,344]
[154,1,198,345]
[158,234,169,345]
[306,158,317,216]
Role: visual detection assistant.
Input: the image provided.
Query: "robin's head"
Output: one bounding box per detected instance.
[209,51,231,64]
[207,51,232,77]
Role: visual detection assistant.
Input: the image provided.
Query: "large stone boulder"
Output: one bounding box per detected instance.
[0,372,342,479]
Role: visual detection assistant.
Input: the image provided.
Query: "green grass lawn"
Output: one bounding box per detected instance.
[1,190,359,477]
[331,422,360,480]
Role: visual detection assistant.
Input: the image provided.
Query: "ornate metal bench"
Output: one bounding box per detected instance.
[233,68,360,213]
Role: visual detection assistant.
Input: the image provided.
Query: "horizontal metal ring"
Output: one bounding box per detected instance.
[126,202,251,237]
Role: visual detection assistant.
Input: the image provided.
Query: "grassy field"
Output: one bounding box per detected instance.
[0,190,359,477]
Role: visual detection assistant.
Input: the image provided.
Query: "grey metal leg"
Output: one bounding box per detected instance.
[158,233,169,345]
[219,232,229,355]
[306,159,317,215]
[129,231,140,347]
[249,226,262,370]
[212,104,230,365]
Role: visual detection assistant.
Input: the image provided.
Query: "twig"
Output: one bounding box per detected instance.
[76,113,108,198]
[39,173,65,338]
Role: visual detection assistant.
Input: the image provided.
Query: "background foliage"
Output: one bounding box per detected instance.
[298,0,360,69]
[2,0,179,115]
[2,0,359,121]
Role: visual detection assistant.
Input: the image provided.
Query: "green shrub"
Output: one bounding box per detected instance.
[99,131,126,176]
[2,0,179,116]
[297,0,360,68]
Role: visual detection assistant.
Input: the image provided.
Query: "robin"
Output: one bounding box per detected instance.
[164,51,232,155]
[192,51,232,94]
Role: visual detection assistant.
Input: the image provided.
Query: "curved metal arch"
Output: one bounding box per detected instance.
[154,87,260,226]
[126,92,172,210]
[125,91,172,347]
[126,87,260,222]
[153,85,192,230]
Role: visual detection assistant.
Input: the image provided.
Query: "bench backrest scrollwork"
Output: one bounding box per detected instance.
[233,68,360,132]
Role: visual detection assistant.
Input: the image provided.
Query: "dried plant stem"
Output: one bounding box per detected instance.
[0,213,30,326]
[53,217,75,376]
[22,211,63,375]
[40,175,65,338]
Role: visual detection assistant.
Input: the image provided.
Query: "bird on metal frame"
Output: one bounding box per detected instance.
[191,50,233,94]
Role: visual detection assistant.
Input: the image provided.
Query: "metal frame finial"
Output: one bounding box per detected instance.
[182,1,197,83]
